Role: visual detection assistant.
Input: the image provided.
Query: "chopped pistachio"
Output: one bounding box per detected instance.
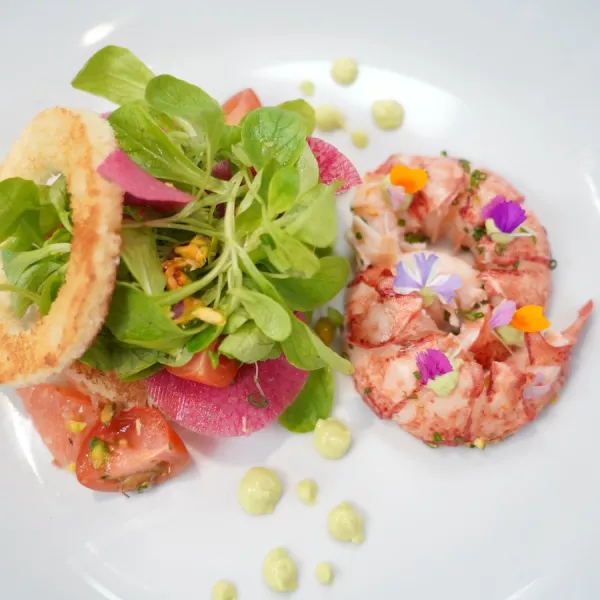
[100,403,114,426]
[66,420,87,434]
[89,438,109,469]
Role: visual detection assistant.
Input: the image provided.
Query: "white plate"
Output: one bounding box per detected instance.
[1,0,600,598]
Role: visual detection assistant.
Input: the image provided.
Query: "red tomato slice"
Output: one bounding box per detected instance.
[18,385,99,469]
[166,340,240,387]
[222,88,262,125]
[76,407,191,493]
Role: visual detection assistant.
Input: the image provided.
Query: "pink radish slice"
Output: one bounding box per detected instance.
[146,355,309,437]
[307,136,362,193]
[98,150,196,210]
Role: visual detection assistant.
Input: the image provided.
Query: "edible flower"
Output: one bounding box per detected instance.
[481,196,533,243]
[416,348,460,397]
[171,297,226,326]
[394,252,462,306]
[380,164,428,212]
[511,305,550,333]
[523,371,552,400]
[390,164,428,194]
[489,301,549,345]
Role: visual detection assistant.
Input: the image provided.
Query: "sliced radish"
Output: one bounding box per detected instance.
[98,150,195,211]
[307,136,362,193]
[146,355,309,437]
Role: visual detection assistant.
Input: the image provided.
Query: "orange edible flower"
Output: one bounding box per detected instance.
[510,305,550,333]
[389,164,428,194]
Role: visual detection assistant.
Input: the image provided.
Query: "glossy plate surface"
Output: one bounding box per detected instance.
[1,1,599,598]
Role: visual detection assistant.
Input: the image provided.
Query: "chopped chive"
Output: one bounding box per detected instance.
[355,232,363,240]
[433,432,443,443]
[404,232,429,244]
[513,260,520,269]
[532,235,537,245]
[424,442,439,448]
[459,158,471,173]
[460,245,470,252]
[413,370,421,380]
[472,226,485,241]
[469,169,487,188]
[454,436,464,445]
[476,246,484,254]
[441,150,448,157]
[549,259,558,270]
[363,387,372,395]
[495,243,507,255]
[397,218,406,227]
[473,302,481,309]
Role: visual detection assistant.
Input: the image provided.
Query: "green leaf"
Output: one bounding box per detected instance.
[265,256,350,311]
[278,367,334,432]
[114,347,163,380]
[278,99,316,136]
[120,228,165,295]
[241,107,307,169]
[296,142,320,196]
[186,324,221,353]
[284,184,337,248]
[281,315,325,371]
[38,268,66,315]
[11,261,62,317]
[80,330,117,371]
[219,322,274,363]
[327,306,344,328]
[145,75,224,160]
[71,45,155,105]
[108,104,226,193]
[230,288,291,341]
[264,226,320,278]
[44,175,72,233]
[267,166,299,218]
[306,323,354,374]
[219,124,241,151]
[282,315,353,374]
[222,308,250,334]
[0,178,41,243]
[105,283,190,352]
[1,244,71,286]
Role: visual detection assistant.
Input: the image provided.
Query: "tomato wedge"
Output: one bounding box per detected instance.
[222,88,262,125]
[166,340,240,387]
[76,407,191,493]
[18,385,99,469]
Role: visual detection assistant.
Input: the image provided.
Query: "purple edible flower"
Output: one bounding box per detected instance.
[481,196,526,234]
[522,371,551,400]
[394,252,462,304]
[489,300,517,329]
[416,349,453,385]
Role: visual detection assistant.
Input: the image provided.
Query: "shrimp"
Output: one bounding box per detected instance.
[345,152,593,446]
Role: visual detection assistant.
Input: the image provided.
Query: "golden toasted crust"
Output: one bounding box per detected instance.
[0,108,123,385]
[64,361,148,408]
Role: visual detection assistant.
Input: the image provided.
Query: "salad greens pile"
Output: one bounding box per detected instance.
[0,46,353,427]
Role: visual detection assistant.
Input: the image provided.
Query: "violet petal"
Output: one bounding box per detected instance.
[416,349,453,385]
[489,198,527,234]
[393,260,422,294]
[429,273,463,304]
[489,300,517,329]
[480,195,506,220]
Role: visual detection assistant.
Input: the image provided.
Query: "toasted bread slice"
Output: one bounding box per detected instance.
[0,108,123,385]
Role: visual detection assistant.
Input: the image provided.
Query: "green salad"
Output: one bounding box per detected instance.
[0,45,353,397]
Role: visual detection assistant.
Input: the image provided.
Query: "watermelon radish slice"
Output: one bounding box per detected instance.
[307,136,362,193]
[146,355,309,437]
[98,150,196,210]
